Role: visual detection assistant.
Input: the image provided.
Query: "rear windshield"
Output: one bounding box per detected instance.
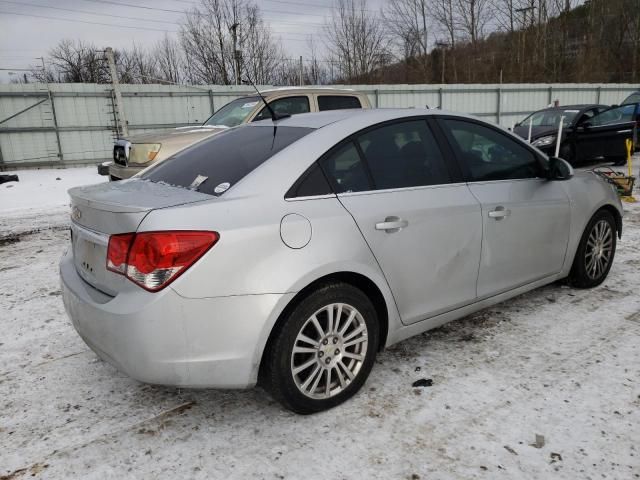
[141,125,314,196]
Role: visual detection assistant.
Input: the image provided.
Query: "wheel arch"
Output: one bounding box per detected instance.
[257,271,390,385]
[598,204,622,239]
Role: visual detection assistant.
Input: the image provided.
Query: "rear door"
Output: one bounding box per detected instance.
[437,117,571,298]
[319,119,482,325]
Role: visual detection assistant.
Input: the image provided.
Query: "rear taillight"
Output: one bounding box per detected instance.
[106,231,219,291]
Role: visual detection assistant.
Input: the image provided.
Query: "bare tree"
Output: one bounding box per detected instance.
[180,0,282,85]
[154,34,185,84]
[455,0,493,44]
[431,0,457,47]
[324,0,390,82]
[382,0,430,81]
[32,39,109,83]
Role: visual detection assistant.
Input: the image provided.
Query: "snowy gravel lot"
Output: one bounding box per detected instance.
[1,166,639,480]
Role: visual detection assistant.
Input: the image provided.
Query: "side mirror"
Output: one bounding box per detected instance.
[546,156,574,180]
[582,121,592,128]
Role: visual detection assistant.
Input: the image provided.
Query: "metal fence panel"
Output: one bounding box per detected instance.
[1,82,637,168]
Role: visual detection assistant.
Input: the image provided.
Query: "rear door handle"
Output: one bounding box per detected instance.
[375,216,408,232]
[488,206,511,220]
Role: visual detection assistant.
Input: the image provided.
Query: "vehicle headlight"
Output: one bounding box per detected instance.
[128,143,161,165]
[532,135,556,147]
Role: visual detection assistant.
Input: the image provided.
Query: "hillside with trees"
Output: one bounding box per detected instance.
[20,0,640,85]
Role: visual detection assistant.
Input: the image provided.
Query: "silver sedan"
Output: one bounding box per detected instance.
[60,109,623,413]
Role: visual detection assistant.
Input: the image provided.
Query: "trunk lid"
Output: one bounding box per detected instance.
[68,179,211,296]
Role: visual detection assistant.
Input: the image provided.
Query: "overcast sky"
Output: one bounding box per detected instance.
[0,0,387,83]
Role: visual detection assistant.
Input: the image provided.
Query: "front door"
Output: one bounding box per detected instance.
[319,119,482,325]
[574,104,638,161]
[438,117,571,298]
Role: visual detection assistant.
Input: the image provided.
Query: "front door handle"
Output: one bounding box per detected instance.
[375,216,408,233]
[488,206,511,220]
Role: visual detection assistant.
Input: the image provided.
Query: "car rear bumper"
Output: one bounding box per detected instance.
[60,248,292,388]
[107,162,145,180]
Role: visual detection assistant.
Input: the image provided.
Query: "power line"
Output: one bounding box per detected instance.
[78,0,330,19]
[0,10,177,32]
[0,0,177,25]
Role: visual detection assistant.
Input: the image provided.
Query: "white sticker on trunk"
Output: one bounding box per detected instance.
[189,175,208,190]
[242,102,258,109]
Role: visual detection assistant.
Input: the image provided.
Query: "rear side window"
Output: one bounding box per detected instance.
[441,119,541,182]
[286,163,332,198]
[141,126,314,195]
[317,95,362,111]
[253,96,310,121]
[320,142,372,193]
[356,120,450,189]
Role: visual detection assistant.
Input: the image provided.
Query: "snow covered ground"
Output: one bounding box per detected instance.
[1,166,639,479]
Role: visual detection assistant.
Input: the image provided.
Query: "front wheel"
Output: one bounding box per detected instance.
[568,210,617,288]
[263,283,379,414]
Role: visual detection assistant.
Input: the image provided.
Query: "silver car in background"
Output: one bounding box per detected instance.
[60,109,623,414]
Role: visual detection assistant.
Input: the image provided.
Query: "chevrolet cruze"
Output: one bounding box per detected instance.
[61,109,623,414]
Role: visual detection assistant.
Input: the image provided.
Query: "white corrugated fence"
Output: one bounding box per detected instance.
[0,82,637,168]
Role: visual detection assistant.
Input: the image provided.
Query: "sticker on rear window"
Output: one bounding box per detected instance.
[242,102,258,109]
[214,182,231,194]
[189,175,208,190]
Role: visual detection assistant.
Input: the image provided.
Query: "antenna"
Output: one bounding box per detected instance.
[242,76,290,122]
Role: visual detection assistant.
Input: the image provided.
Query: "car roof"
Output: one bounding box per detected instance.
[249,108,470,130]
[533,104,605,112]
[259,87,359,95]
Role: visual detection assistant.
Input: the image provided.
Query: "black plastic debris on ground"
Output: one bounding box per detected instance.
[412,378,433,388]
[0,174,19,185]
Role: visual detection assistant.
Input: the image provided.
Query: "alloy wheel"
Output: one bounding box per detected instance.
[290,303,368,399]
[584,219,613,280]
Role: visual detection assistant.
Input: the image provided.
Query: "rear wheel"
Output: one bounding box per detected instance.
[568,210,617,288]
[264,283,379,414]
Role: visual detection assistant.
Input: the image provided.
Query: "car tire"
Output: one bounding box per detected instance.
[263,282,379,414]
[568,210,617,289]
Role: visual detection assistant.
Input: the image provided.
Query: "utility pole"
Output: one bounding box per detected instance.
[436,41,449,84]
[421,0,428,83]
[230,23,240,86]
[39,56,63,161]
[105,47,128,138]
[299,56,303,86]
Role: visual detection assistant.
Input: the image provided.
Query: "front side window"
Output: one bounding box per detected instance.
[141,125,314,196]
[356,120,450,190]
[203,97,260,127]
[317,95,362,111]
[442,119,542,182]
[253,96,310,121]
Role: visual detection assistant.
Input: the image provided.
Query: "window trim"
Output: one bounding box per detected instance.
[433,114,549,184]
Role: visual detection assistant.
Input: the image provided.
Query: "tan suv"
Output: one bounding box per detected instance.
[104,88,371,180]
